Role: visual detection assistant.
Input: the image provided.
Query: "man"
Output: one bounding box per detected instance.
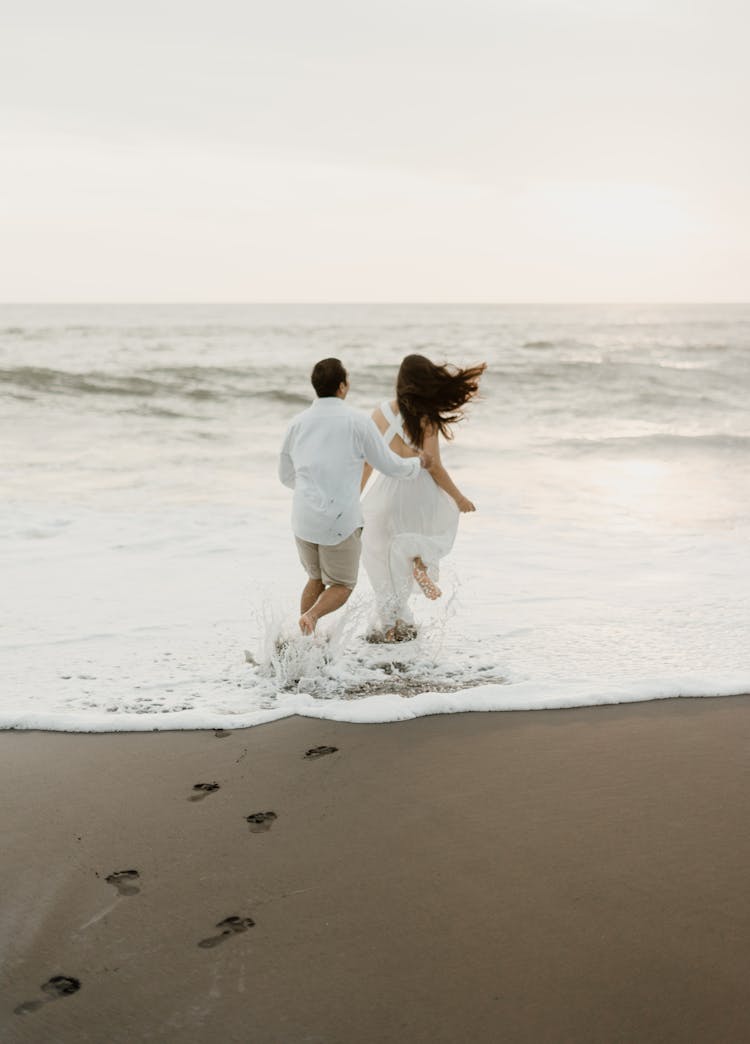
[279,358,432,634]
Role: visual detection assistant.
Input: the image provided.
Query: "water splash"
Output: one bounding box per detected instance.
[244,577,502,703]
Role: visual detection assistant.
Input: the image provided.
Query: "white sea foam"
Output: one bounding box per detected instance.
[1,304,749,731]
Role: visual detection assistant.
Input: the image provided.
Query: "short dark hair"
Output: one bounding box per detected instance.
[311,358,347,397]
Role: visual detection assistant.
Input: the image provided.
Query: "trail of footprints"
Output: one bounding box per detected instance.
[14,736,340,1014]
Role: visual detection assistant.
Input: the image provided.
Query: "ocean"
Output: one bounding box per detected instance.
[2,302,749,731]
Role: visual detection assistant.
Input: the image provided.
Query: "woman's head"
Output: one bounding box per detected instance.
[396,354,486,448]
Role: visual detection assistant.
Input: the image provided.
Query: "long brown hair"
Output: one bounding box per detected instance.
[396,354,486,448]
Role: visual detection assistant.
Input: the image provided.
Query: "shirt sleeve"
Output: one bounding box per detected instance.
[278,426,296,488]
[359,417,421,480]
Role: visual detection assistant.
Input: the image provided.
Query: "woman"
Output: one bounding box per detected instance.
[360,354,486,641]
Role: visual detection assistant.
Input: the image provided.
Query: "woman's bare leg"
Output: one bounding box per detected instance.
[413,557,441,600]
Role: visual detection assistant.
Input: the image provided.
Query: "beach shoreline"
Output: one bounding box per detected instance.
[2,696,750,1042]
[4,303,750,733]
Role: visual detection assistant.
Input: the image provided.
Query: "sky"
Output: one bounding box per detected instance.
[1,0,748,302]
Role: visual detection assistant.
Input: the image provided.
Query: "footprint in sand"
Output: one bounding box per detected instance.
[198,916,255,949]
[214,729,231,738]
[189,782,220,802]
[106,869,141,896]
[14,976,81,1016]
[246,811,277,833]
[304,745,338,759]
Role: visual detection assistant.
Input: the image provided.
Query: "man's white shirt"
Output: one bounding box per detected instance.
[279,396,420,545]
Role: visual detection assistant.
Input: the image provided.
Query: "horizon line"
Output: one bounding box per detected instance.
[2,300,749,307]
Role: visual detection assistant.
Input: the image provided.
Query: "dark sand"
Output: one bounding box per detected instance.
[2,696,750,1043]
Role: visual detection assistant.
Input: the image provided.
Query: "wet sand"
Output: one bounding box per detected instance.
[2,696,750,1043]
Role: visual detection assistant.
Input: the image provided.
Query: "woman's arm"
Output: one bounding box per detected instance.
[422,428,476,512]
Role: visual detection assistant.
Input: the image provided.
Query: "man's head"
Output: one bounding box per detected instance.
[311,358,348,399]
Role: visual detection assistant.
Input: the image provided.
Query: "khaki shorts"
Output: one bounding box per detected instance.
[295,528,363,590]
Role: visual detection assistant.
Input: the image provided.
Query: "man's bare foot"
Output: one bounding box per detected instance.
[413,558,441,600]
[299,611,316,635]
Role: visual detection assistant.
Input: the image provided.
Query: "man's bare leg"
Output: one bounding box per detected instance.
[301,578,325,615]
[299,584,352,635]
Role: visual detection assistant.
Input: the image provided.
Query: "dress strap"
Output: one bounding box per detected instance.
[380,399,404,445]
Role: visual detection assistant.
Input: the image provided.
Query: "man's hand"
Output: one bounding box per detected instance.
[419,450,433,470]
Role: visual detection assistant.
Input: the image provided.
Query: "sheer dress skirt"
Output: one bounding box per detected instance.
[361,465,459,629]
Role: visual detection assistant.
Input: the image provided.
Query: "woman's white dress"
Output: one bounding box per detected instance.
[361,400,460,629]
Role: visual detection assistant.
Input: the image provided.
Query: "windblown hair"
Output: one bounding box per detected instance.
[396,354,486,449]
[311,357,347,397]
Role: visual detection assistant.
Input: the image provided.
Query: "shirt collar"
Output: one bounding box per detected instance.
[312,396,345,407]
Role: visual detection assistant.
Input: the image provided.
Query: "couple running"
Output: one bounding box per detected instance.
[278,355,485,641]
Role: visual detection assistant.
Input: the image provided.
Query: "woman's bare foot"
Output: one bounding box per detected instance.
[299,611,316,635]
[413,557,441,600]
[384,620,418,643]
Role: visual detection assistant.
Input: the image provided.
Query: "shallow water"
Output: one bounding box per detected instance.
[2,303,749,730]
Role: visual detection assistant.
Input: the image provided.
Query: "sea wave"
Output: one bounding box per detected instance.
[0,367,168,398]
[1,358,740,424]
[2,675,749,732]
[0,365,310,405]
[556,432,750,454]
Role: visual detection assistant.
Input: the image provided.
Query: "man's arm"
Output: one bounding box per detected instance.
[360,418,422,480]
[278,427,296,489]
